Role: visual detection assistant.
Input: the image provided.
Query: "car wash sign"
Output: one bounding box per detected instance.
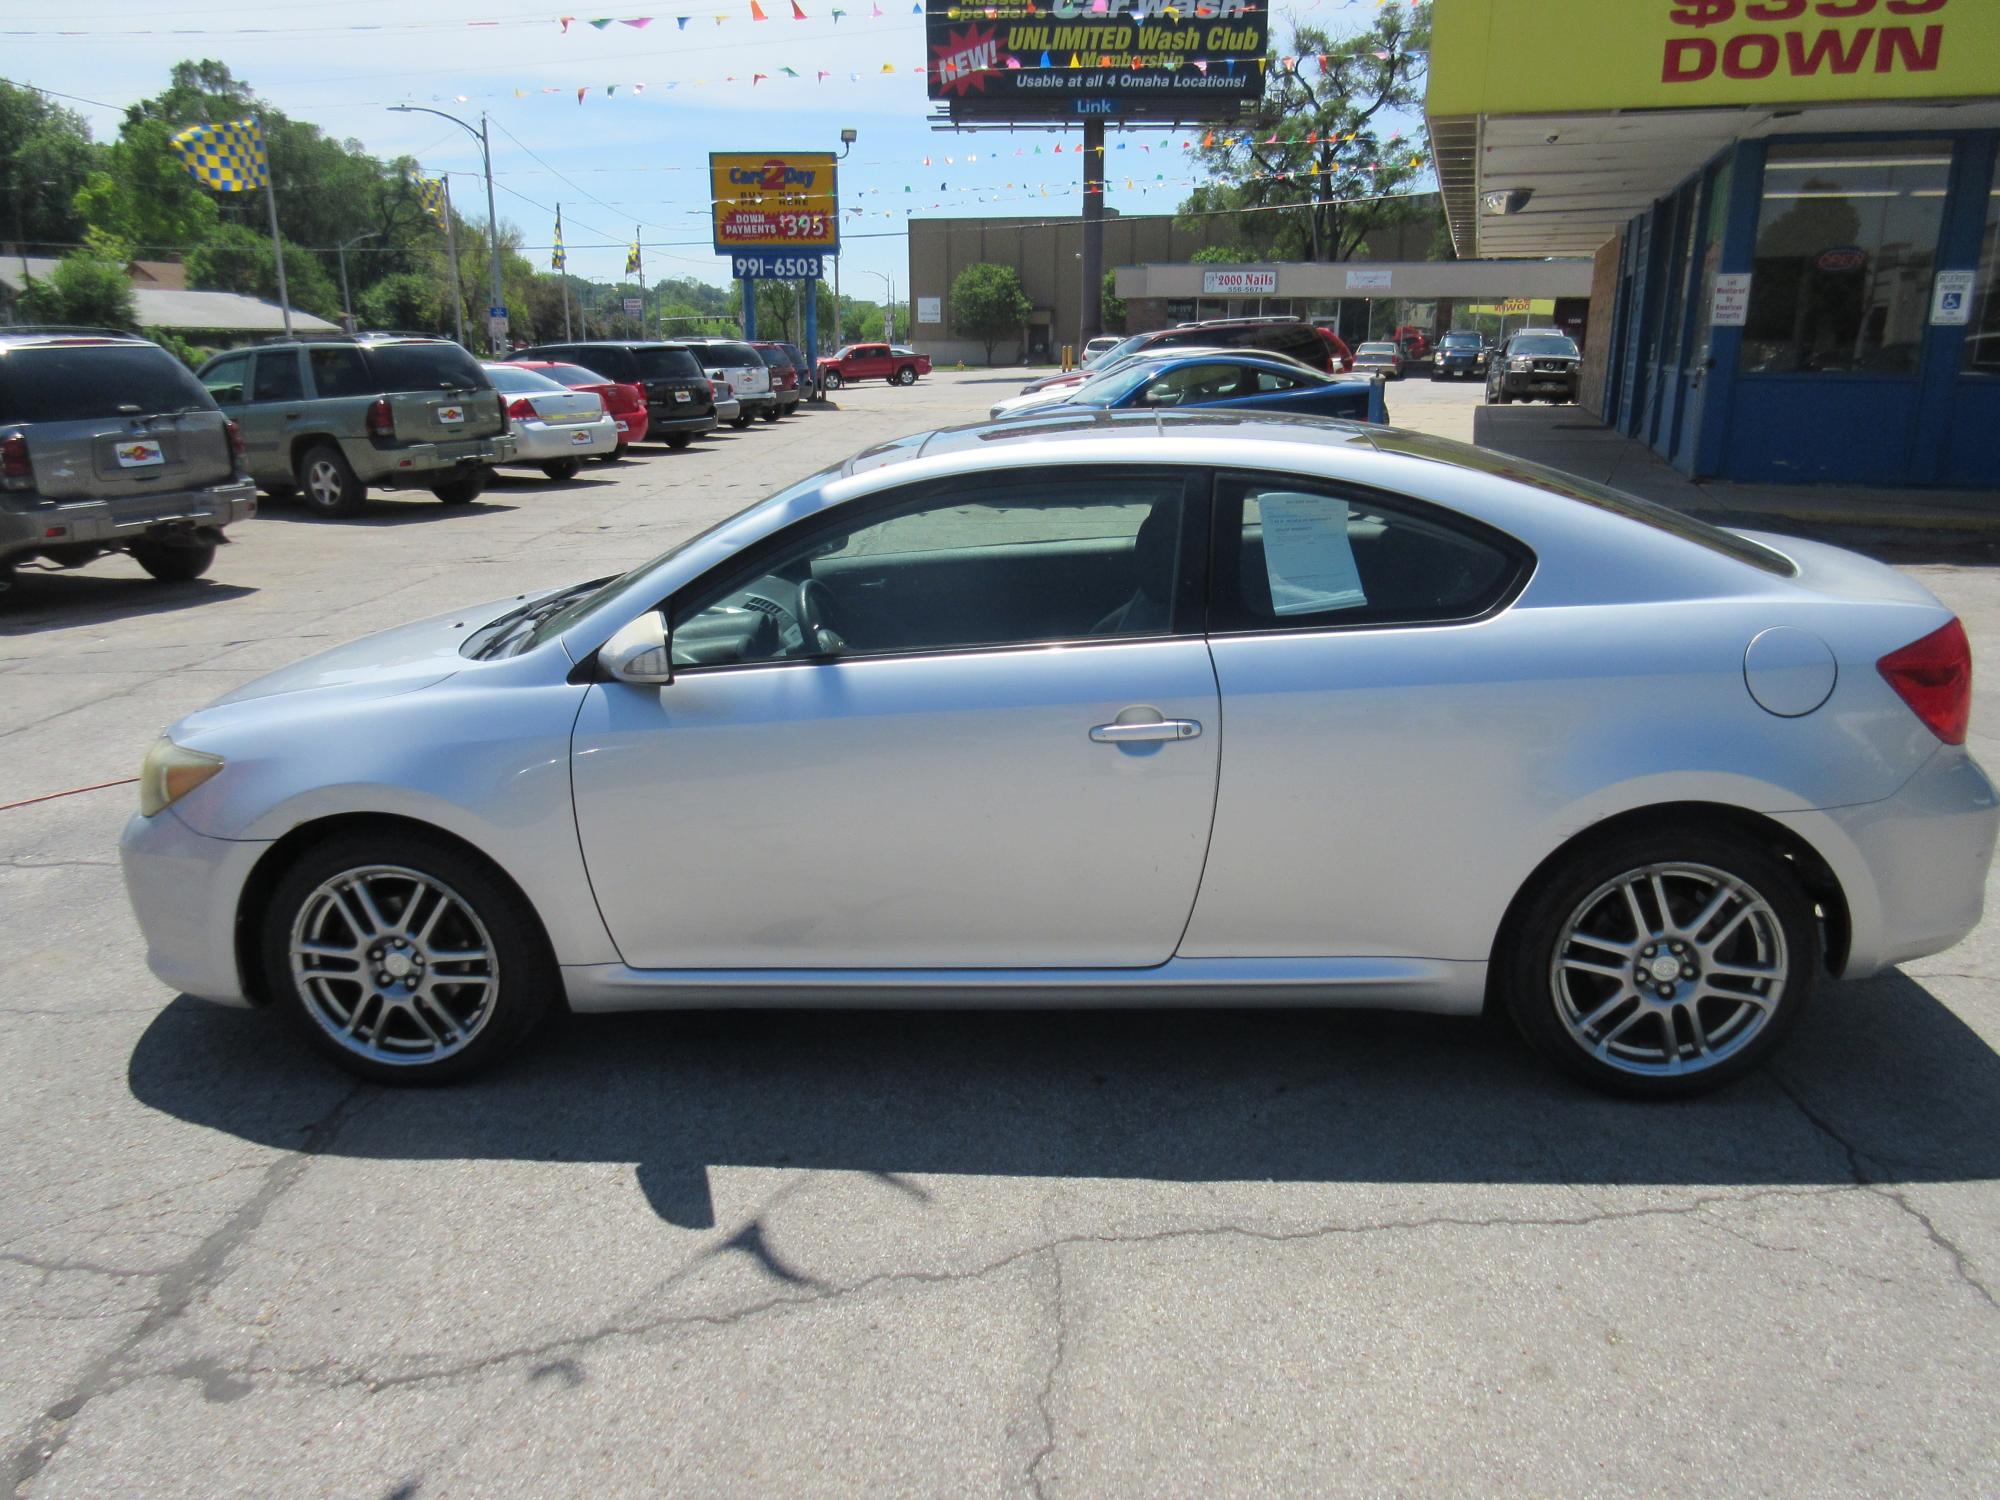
[925,0,1269,123]
[1427,0,1997,115]
[710,152,839,264]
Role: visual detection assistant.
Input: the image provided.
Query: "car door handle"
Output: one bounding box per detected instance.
[1090,719,1201,743]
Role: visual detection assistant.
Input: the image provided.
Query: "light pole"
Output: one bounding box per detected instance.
[389,104,505,353]
[335,231,378,332]
[866,269,895,344]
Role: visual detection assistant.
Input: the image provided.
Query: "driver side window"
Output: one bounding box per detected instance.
[670,471,1195,669]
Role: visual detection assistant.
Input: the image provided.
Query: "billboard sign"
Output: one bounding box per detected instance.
[925,0,1268,123]
[1201,269,1277,295]
[710,152,839,256]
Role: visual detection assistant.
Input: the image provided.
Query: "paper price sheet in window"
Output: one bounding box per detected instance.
[1255,490,1366,617]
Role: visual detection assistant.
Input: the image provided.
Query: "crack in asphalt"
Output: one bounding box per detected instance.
[1772,1072,1997,1313]
[1025,1249,1067,1500]
[207,1182,1852,1403]
[2,1085,371,1498]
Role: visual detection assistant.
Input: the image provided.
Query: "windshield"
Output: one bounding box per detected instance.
[1358,344,1396,355]
[631,347,704,380]
[1,344,215,422]
[755,347,788,367]
[366,342,488,391]
[483,364,566,394]
[699,343,759,367]
[1509,335,1579,357]
[1441,334,1481,349]
[1066,363,1167,408]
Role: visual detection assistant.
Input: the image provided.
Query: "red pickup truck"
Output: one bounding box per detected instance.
[818,343,932,388]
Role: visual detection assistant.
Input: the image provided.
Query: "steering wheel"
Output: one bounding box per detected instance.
[796,578,846,656]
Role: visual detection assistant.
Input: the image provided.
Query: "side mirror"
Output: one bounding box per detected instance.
[598,612,673,686]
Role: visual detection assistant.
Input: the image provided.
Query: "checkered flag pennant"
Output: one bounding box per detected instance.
[169,117,268,192]
[413,175,449,232]
[552,209,566,272]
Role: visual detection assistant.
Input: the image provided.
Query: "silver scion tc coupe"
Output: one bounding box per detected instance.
[121,413,1997,1098]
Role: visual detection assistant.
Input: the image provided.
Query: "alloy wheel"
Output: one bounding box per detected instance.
[306,459,343,509]
[1549,862,1788,1078]
[288,864,500,1066]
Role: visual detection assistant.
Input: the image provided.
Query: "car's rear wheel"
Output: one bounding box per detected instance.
[540,459,582,481]
[759,406,781,422]
[262,832,555,1085]
[1500,830,1817,1099]
[432,474,484,505]
[666,433,692,450]
[595,445,626,464]
[296,443,366,517]
[130,538,216,582]
[730,414,753,429]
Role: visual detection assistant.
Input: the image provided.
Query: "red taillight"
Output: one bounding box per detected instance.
[611,383,641,412]
[224,419,244,458]
[506,397,536,420]
[1879,618,1972,746]
[366,398,394,438]
[1,432,28,478]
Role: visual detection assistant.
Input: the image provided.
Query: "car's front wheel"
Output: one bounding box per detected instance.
[262,832,555,1085]
[1499,829,1817,1099]
[130,538,216,582]
[822,369,843,390]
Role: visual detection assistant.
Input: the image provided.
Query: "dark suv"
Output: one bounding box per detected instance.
[514,340,718,448]
[1105,317,1334,374]
[1485,329,1583,405]
[198,334,513,515]
[1431,331,1490,382]
[2,328,256,590]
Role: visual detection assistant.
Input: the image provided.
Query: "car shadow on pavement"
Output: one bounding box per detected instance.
[128,967,2000,1231]
[254,499,520,526]
[0,573,257,631]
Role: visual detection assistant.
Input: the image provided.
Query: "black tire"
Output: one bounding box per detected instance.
[1497,827,1818,1100]
[540,459,582,481]
[730,414,753,430]
[131,539,216,582]
[899,366,918,385]
[260,831,556,1086]
[595,445,626,464]
[432,475,484,505]
[260,482,297,502]
[666,433,692,450]
[822,369,843,390]
[295,443,366,518]
[759,406,781,422]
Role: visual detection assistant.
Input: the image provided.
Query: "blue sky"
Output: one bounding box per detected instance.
[7,0,1417,297]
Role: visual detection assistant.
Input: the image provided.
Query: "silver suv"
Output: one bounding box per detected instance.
[197,334,515,516]
[678,338,773,428]
[1,327,256,591]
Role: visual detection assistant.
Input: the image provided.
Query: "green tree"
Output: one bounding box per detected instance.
[72,116,219,253]
[1190,244,1254,265]
[357,270,447,334]
[19,242,139,329]
[1177,4,1433,263]
[0,83,97,250]
[948,263,1031,364]
[1101,270,1126,334]
[185,221,340,318]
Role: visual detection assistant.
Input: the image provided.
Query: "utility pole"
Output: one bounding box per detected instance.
[1079,116,1106,347]
[389,105,506,353]
[335,231,378,333]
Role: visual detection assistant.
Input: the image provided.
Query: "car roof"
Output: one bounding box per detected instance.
[0,326,155,349]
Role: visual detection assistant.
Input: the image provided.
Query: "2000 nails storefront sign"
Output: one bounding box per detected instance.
[926,0,1269,122]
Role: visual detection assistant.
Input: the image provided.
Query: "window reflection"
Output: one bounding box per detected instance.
[1963,189,2000,376]
[1740,141,1951,376]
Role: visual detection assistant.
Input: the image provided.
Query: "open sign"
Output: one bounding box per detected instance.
[1816,246,1867,273]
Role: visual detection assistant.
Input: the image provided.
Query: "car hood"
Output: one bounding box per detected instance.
[201,590,550,709]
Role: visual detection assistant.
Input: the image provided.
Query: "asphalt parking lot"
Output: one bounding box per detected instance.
[4,370,1998,1497]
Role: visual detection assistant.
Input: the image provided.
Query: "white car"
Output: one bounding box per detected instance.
[482,364,616,481]
[120,415,1996,1096]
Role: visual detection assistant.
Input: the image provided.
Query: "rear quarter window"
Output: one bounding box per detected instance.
[0,343,215,422]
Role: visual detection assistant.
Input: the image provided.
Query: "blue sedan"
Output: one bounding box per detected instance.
[1019,352,1388,423]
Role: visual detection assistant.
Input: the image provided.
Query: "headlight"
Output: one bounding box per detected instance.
[138,737,225,817]
[1510,357,1535,371]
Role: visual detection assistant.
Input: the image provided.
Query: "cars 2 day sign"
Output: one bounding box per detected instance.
[709,152,839,255]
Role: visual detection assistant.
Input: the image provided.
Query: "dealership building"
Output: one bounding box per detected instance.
[1427,0,1999,488]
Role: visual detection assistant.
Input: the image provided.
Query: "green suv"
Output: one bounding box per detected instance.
[2,327,256,591]
[197,334,515,516]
